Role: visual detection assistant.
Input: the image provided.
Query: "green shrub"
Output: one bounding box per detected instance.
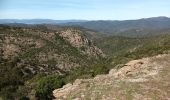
[35,75,65,100]
[90,64,109,76]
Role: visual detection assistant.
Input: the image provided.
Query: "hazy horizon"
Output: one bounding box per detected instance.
[0,16,169,21]
[0,0,170,20]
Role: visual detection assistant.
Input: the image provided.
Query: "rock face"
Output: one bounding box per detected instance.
[53,54,170,100]
[59,28,105,57]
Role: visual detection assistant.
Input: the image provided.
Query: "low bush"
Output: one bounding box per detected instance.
[35,75,65,100]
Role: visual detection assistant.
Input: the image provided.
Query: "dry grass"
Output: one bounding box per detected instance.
[53,54,170,100]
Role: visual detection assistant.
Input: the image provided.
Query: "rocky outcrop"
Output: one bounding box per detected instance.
[58,28,105,57]
[53,54,170,100]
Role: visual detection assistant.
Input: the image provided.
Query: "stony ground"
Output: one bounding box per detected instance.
[53,54,170,100]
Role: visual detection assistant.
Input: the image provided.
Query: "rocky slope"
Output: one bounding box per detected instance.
[53,54,170,100]
[0,25,104,73]
[0,25,105,99]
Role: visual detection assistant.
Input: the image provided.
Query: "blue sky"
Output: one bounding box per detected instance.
[0,0,170,20]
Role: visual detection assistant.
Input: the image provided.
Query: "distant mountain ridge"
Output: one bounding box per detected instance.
[1,16,169,24]
[0,19,87,24]
[0,16,170,37]
[62,16,170,37]
[1,16,170,37]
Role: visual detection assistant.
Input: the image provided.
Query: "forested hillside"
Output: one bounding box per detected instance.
[0,25,104,99]
[95,34,170,69]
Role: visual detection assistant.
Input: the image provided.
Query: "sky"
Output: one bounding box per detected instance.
[0,0,170,20]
